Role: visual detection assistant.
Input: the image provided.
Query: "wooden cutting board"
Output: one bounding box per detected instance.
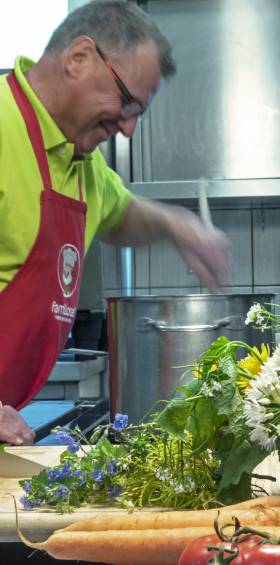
[0,445,159,543]
[0,445,67,477]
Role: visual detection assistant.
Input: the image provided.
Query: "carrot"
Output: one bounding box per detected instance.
[55,505,280,534]
[13,496,280,565]
[17,525,280,565]
[228,495,280,509]
[17,528,202,564]
[12,495,192,564]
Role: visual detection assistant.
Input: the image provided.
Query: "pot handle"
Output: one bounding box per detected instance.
[137,315,244,332]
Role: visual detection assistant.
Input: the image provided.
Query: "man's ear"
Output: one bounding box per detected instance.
[64,36,98,79]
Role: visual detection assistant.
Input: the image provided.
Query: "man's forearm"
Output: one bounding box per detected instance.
[99,198,179,247]
[99,197,232,292]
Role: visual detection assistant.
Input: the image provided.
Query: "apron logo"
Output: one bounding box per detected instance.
[58,244,80,298]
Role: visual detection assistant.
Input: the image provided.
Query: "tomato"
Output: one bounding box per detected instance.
[178,534,280,564]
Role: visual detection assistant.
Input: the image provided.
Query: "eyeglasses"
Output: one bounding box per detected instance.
[95,44,145,118]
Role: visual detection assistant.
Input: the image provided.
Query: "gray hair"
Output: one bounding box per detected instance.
[45,0,176,78]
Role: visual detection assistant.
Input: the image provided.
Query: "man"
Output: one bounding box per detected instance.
[0,1,231,445]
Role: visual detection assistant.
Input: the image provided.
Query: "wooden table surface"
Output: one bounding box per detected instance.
[1,446,280,544]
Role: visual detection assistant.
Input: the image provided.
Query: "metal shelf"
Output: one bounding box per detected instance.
[130,178,280,206]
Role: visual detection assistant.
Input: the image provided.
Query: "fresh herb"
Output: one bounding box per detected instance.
[19,303,280,512]
[19,416,219,513]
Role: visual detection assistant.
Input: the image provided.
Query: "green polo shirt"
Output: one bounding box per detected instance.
[0,56,133,291]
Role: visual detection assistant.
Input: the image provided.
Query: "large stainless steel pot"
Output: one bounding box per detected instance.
[107,294,275,423]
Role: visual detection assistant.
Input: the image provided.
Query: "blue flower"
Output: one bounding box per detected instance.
[92,469,105,482]
[108,460,118,476]
[108,484,122,498]
[54,485,70,500]
[48,461,75,482]
[73,469,87,486]
[22,480,32,493]
[60,461,74,479]
[113,413,128,431]
[54,430,80,453]
[67,441,80,454]
[47,467,62,483]
[20,496,42,510]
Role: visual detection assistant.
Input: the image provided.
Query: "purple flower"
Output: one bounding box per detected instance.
[108,484,122,498]
[47,461,75,483]
[47,467,62,483]
[20,496,42,510]
[73,469,87,486]
[22,480,32,493]
[92,469,105,482]
[54,485,70,499]
[60,461,74,478]
[55,430,80,453]
[108,460,118,476]
[67,441,80,454]
[113,413,128,431]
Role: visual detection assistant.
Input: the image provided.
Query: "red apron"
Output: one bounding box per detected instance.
[0,71,87,410]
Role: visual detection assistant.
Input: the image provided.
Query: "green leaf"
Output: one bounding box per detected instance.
[218,439,267,492]
[198,336,230,372]
[97,435,116,457]
[211,382,247,451]
[60,451,79,463]
[90,435,127,466]
[214,432,235,464]
[218,472,252,504]
[0,443,4,452]
[186,398,216,450]
[176,378,202,398]
[156,398,190,441]
[218,355,238,382]
[213,381,239,418]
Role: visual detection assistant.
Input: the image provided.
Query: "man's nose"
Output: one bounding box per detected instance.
[118,115,138,138]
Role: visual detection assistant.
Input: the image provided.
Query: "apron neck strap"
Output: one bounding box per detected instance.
[7,71,52,191]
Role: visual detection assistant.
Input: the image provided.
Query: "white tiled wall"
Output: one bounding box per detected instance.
[102,204,280,299]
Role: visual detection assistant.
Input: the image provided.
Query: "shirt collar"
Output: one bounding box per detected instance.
[13,56,91,161]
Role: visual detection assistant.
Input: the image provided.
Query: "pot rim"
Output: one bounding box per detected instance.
[106,293,276,302]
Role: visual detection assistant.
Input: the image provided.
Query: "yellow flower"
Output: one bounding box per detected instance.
[192,363,217,379]
[237,343,270,391]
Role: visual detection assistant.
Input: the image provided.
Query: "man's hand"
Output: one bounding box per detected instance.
[101,198,233,292]
[166,206,232,292]
[0,401,35,445]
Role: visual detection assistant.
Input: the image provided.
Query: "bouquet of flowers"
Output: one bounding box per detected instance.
[19,302,280,513]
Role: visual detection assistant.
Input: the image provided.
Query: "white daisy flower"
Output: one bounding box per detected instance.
[245,303,265,327]
[212,380,222,393]
[155,468,170,481]
[244,345,280,451]
[201,383,214,398]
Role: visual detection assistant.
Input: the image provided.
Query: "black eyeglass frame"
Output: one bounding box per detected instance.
[95,44,145,118]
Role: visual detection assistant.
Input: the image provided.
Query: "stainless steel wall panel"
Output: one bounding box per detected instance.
[135,0,280,182]
[130,179,280,202]
[253,209,280,285]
